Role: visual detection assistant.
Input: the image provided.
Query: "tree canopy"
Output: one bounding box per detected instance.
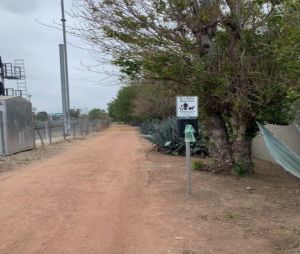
[36,111,49,121]
[88,108,108,119]
[107,85,136,122]
[70,108,81,119]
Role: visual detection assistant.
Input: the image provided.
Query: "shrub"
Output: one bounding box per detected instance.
[140,120,160,135]
[191,161,204,170]
[232,162,248,177]
[142,117,209,156]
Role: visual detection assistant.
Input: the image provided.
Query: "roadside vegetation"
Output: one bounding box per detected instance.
[141,117,209,157]
[71,0,300,174]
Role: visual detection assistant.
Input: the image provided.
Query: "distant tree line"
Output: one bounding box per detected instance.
[35,108,110,121]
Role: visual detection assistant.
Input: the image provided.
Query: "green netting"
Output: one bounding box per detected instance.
[257,122,300,179]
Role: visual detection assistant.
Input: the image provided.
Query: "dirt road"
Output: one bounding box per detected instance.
[0,126,180,254]
[1,125,300,254]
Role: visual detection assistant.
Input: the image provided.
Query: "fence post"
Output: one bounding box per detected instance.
[32,115,36,150]
[73,119,76,138]
[63,119,66,140]
[33,127,36,149]
[48,120,52,145]
[45,121,49,143]
[86,122,89,135]
[34,122,45,147]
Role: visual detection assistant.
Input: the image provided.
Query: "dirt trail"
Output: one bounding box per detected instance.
[0,126,181,254]
[1,125,300,254]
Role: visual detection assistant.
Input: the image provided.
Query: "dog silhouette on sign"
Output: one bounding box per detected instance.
[189,106,195,110]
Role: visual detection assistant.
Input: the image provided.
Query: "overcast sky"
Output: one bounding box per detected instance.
[0,0,120,114]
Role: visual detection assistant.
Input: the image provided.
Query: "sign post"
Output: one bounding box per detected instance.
[184,124,196,196]
[176,96,198,196]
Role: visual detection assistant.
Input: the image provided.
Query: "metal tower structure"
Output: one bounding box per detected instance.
[14,59,27,98]
[0,57,27,98]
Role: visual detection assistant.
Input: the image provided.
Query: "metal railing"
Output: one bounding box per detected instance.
[34,118,110,147]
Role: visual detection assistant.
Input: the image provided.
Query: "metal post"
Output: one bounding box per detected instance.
[73,119,75,138]
[59,44,68,135]
[186,142,191,196]
[80,119,83,136]
[62,119,66,140]
[48,120,52,145]
[45,121,49,142]
[34,123,45,147]
[32,114,36,150]
[61,0,71,132]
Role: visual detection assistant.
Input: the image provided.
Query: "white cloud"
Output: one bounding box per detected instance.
[0,0,39,14]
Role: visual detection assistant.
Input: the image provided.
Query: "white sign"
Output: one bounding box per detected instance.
[50,113,63,116]
[176,96,198,118]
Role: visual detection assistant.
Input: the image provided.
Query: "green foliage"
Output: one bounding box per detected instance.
[257,91,300,126]
[73,0,300,171]
[88,108,106,120]
[36,111,48,121]
[233,162,248,177]
[209,164,217,173]
[107,85,137,122]
[191,161,204,171]
[144,117,209,156]
[112,56,141,80]
[140,120,160,135]
[142,52,190,80]
[70,108,81,119]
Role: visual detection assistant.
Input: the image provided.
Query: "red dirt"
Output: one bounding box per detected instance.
[0,125,300,254]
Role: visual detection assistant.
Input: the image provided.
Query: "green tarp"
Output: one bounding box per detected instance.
[257,122,300,179]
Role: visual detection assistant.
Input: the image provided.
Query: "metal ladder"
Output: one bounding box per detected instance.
[14,59,27,98]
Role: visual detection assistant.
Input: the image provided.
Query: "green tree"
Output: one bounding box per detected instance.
[88,108,106,119]
[73,0,300,172]
[107,85,137,122]
[36,111,48,121]
[70,108,81,118]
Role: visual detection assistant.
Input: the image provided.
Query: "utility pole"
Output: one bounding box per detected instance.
[60,0,71,134]
[59,44,68,134]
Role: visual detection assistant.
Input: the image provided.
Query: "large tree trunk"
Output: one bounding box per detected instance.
[232,136,254,174]
[207,114,233,172]
[229,117,254,174]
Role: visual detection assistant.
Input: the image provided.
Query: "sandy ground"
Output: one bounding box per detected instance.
[0,125,300,254]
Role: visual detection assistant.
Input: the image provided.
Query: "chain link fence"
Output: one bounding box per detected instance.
[34,119,110,147]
